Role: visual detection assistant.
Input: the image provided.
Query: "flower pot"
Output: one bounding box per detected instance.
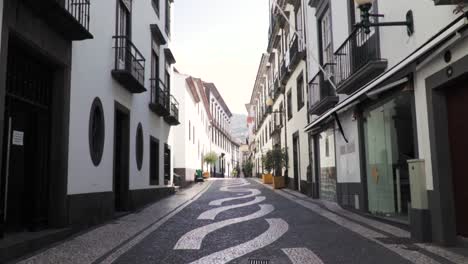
[262,173,273,184]
[273,176,285,189]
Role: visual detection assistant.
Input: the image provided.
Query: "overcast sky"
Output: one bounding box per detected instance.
[172,0,269,115]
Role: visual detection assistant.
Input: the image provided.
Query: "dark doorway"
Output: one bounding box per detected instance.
[292,133,300,190]
[446,83,468,238]
[113,104,130,212]
[1,42,53,233]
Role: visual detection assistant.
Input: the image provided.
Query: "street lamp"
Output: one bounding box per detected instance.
[354,0,414,36]
[266,96,288,181]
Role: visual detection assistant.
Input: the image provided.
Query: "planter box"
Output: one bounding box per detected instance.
[273,176,285,189]
[262,174,273,184]
[203,172,210,179]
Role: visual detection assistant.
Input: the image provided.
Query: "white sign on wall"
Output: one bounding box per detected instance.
[12,130,24,146]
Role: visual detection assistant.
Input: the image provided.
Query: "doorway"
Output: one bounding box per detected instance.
[292,132,300,190]
[113,104,130,212]
[446,84,468,238]
[1,42,52,232]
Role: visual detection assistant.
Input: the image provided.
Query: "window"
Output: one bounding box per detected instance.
[319,6,334,77]
[89,97,105,166]
[151,50,160,81]
[152,0,160,16]
[150,137,160,185]
[189,121,191,140]
[297,73,305,110]
[136,123,144,171]
[165,0,171,35]
[165,70,171,93]
[287,90,293,120]
[279,103,284,126]
[295,4,303,33]
[117,0,131,61]
[325,136,330,157]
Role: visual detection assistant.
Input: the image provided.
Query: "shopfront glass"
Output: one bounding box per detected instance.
[363,92,415,222]
[318,128,337,202]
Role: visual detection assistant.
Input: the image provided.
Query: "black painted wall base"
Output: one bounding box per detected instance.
[67,187,175,229]
[129,187,175,211]
[337,183,364,210]
[410,208,432,242]
[300,180,314,197]
[67,192,114,228]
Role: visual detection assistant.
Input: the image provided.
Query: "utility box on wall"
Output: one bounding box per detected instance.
[407,159,432,242]
[408,159,428,210]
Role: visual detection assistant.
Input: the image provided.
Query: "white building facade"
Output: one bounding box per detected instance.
[304,0,468,245]
[173,72,240,183]
[250,0,468,245]
[67,0,179,227]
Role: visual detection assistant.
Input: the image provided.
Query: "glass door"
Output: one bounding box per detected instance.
[363,93,414,221]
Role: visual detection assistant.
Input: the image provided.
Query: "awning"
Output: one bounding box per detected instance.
[304,15,467,133]
[150,24,167,45]
[164,48,176,65]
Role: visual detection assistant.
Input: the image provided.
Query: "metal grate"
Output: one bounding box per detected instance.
[249,259,270,264]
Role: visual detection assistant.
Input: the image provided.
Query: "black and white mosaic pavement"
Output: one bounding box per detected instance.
[17,179,468,264]
[107,179,416,264]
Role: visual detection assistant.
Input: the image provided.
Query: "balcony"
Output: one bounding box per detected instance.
[334,27,387,95]
[280,59,291,85]
[111,36,146,94]
[309,71,339,116]
[149,79,170,116]
[23,0,93,40]
[289,34,306,72]
[273,74,283,101]
[164,95,180,126]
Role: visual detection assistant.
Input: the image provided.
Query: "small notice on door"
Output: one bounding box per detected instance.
[12,131,24,146]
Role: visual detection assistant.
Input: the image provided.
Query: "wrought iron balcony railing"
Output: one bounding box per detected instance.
[289,34,306,71]
[64,0,90,31]
[308,70,339,116]
[149,78,170,116]
[112,36,146,93]
[334,27,387,95]
[164,95,180,126]
[22,0,93,40]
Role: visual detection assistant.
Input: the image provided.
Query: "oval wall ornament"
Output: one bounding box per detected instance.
[89,97,105,167]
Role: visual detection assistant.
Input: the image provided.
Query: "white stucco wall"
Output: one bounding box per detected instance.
[68,0,175,195]
[335,109,361,183]
[285,61,309,185]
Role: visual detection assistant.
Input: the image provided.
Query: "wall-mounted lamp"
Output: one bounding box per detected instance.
[355,0,414,36]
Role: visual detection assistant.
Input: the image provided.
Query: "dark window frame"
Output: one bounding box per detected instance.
[149,136,160,185]
[152,0,160,17]
[297,72,305,111]
[287,90,293,120]
[164,143,171,185]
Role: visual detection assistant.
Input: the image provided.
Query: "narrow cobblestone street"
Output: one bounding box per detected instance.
[16,179,468,264]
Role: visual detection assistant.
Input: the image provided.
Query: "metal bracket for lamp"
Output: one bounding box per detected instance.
[355,0,414,36]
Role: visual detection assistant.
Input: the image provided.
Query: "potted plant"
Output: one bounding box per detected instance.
[271,147,287,189]
[243,160,254,178]
[203,151,218,179]
[262,151,274,184]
